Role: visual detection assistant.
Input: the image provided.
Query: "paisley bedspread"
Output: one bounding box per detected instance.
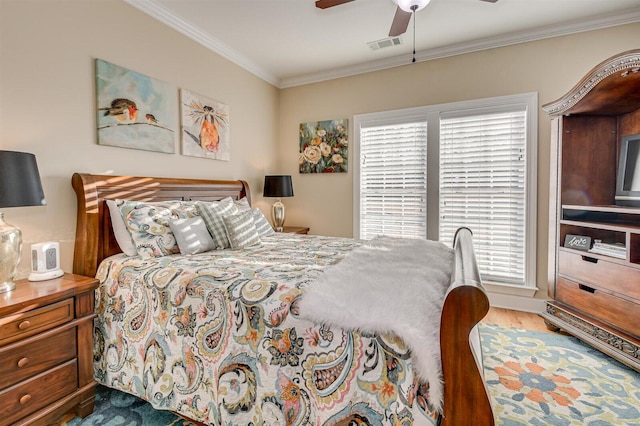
[94,233,440,425]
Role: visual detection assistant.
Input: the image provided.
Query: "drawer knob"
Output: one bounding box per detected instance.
[18,320,31,330]
[19,394,31,405]
[17,357,29,368]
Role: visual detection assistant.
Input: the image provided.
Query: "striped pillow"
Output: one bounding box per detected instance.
[252,208,275,237]
[195,197,239,249]
[222,210,262,249]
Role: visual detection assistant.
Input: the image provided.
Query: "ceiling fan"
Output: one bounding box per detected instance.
[315,0,498,37]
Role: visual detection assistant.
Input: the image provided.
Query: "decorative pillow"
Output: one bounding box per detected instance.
[234,197,251,211]
[169,217,215,255]
[106,199,137,256]
[119,200,198,258]
[222,210,262,249]
[196,197,239,249]
[252,208,275,237]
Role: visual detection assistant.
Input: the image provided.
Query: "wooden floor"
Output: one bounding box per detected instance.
[482,307,551,333]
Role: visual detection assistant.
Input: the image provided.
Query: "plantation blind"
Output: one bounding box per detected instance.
[360,121,427,240]
[439,110,527,285]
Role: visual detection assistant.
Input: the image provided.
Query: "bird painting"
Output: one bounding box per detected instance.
[99,98,138,123]
[96,58,176,153]
[183,100,228,153]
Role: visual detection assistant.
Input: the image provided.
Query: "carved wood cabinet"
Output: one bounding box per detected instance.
[0,274,98,425]
[541,49,640,371]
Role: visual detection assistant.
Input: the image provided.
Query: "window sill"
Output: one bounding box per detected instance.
[483,281,538,298]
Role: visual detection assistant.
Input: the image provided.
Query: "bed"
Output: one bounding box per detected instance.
[71,172,494,425]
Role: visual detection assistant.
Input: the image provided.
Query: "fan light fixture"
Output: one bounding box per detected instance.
[392,0,430,13]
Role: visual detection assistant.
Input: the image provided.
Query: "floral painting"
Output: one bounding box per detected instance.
[180,89,230,161]
[96,59,176,153]
[299,119,348,173]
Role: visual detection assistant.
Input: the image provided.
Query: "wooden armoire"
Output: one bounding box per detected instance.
[541,49,640,371]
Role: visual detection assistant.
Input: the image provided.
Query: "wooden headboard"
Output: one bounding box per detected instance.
[71,173,251,278]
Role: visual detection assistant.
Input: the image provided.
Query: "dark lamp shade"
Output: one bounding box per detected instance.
[0,150,46,208]
[263,175,293,198]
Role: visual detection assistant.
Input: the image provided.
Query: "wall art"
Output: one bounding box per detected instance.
[299,119,348,173]
[96,59,176,153]
[180,89,230,161]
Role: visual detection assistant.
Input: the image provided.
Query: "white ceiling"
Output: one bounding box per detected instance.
[126,0,640,88]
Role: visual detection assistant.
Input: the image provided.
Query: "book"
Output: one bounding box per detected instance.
[588,240,627,259]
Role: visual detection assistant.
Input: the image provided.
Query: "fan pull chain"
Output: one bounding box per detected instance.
[412,7,416,63]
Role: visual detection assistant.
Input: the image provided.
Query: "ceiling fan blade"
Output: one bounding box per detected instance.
[315,0,355,9]
[388,6,412,37]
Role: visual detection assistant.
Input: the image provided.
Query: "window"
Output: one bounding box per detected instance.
[353,94,537,288]
[359,120,427,240]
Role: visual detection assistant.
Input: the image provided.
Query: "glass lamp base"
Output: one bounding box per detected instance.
[0,212,22,293]
[271,199,286,232]
[0,281,16,294]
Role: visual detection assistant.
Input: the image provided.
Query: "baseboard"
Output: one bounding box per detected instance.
[487,291,547,313]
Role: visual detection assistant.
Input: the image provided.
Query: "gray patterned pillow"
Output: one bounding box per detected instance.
[222,210,261,249]
[118,200,198,258]
[252,208,275,237]
[169,217,215,255]
[196,197,239,249]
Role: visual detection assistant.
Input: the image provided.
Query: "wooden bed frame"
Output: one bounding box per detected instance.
[71,172,494,426]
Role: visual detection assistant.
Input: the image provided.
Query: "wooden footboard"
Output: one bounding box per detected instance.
[440,227,494,425]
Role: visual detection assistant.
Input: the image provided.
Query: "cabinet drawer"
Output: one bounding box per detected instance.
[0,299,73,346]
[559,250,640,301]
[0,359,77,426]
[556,276,640,338]
[0,326,76,389]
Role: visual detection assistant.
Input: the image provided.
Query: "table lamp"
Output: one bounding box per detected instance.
[263,175,293,232]
[0,150,46,293]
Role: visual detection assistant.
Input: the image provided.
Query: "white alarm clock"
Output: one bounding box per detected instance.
[28,242,64,281]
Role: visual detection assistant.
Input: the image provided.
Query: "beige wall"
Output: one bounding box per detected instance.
[278,23,640,298]
[0,0,279,277]
[1,0,639,300]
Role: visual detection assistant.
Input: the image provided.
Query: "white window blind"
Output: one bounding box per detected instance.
[360,122,427,240]
[439,110,527,285]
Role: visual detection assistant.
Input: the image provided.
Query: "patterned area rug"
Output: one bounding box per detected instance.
[66,323,640,425]
[482,323,640,426]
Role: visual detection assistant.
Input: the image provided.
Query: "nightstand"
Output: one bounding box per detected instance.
[0,273,99,426]
[281,226,310,234]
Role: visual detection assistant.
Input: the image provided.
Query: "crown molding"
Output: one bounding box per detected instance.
[123,0,281,87]
[280,7,640,88]
[124,0,640,89]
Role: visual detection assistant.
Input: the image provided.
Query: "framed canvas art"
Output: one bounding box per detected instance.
[95,59,176,153]
[180,89,230,161]
[299,119,348,173]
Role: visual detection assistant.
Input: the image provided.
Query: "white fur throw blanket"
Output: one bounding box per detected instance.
[299,236,454,413]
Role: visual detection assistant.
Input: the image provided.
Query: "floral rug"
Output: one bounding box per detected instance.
[66,323,640,425]
[481,323,640,426]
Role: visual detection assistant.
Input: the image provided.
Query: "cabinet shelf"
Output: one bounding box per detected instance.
[560,219,640,234]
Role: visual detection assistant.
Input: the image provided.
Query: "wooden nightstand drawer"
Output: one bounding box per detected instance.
[0,298,73,346]
[558,250,640,301]
[0,326,77,389]
[0,359,78,425]
[556,276,640,338]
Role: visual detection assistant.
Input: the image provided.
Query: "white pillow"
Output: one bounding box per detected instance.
[234,197,251,211]
[169,217,215,255]
[106,199,137,256]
